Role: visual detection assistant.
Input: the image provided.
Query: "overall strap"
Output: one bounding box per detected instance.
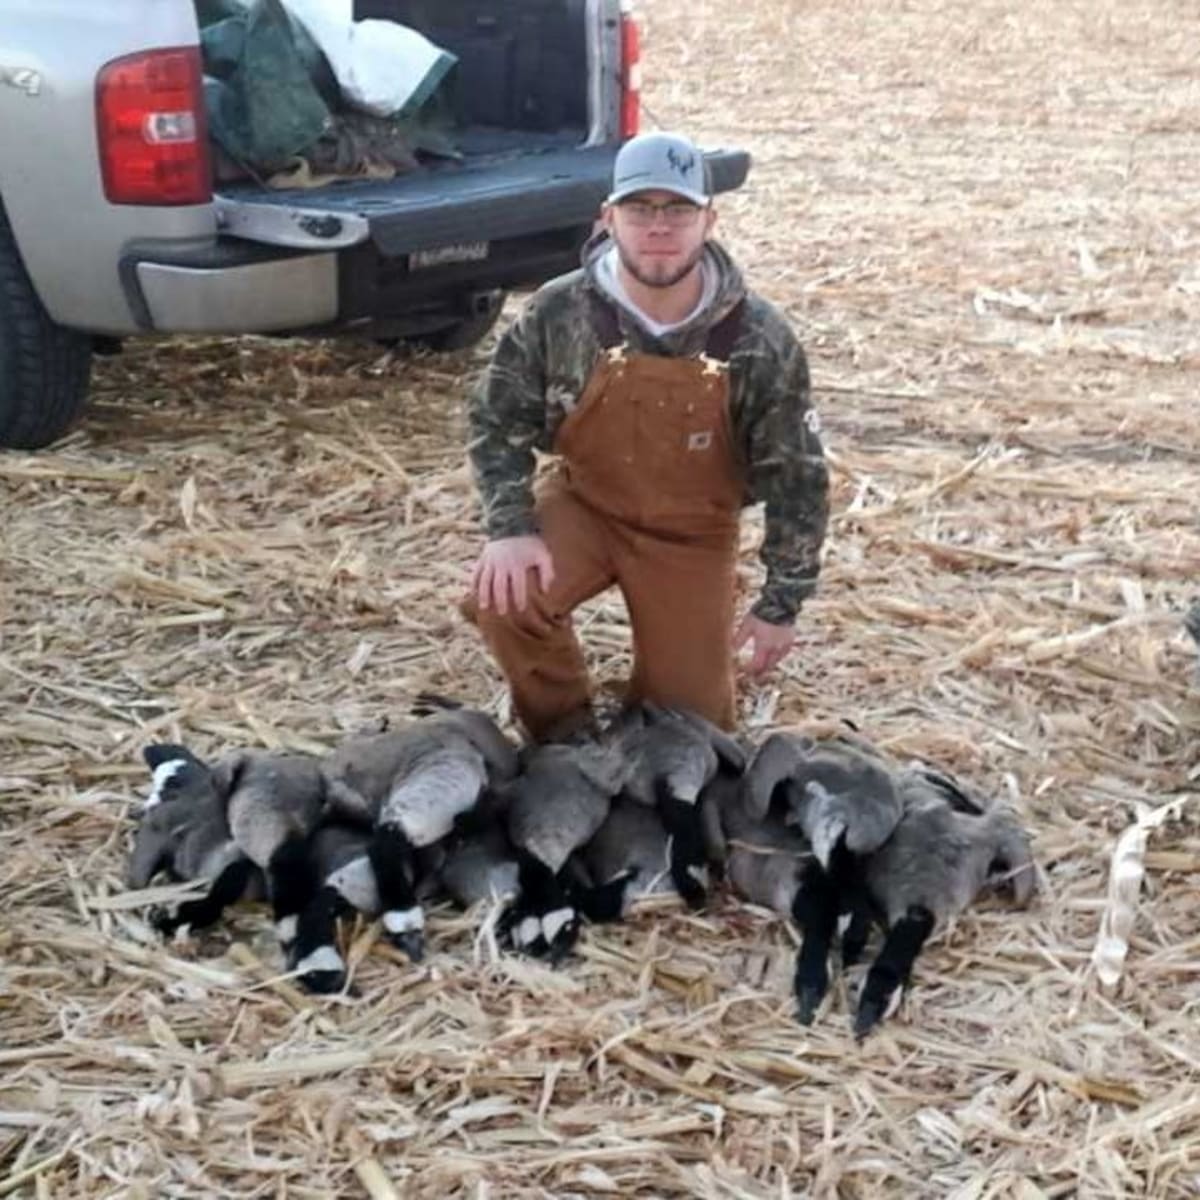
[703,299,745,363]
[587,292,625,350]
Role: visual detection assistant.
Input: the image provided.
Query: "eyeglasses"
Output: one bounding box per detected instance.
[616,200,706,228]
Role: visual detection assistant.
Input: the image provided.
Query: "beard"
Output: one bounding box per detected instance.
[615,239,707,289]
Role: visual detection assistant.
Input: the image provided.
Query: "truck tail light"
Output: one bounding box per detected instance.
[96,47,212,206]
[619,1,641,140]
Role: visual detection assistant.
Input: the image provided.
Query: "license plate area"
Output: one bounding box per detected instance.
[408,241,490,270]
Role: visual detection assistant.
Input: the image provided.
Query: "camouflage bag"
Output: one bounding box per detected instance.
[200,0,333,175]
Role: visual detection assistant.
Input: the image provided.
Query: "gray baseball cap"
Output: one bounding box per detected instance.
[608,131,711,206]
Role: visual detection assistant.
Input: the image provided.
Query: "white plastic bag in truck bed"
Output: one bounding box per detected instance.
[282,0,456,118]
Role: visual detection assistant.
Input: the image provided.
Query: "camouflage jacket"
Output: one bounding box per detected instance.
[467,233,830,625]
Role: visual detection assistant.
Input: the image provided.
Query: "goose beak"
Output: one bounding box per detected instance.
[853,1000,884,1040]
[392,930,425,963]
[854,978,905,1039]
[382,906,427,963]
[545,911,580,965]
[795,985,823,1026]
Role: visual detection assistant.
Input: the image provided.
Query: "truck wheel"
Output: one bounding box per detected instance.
[0,204,93,450]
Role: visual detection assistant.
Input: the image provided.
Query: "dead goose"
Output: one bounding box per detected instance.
[577,736,750,921]
[136,742,331,990]
[613,702,746,909]
[579,799,675,913]
[742,730,903,1022]
[500,740,630,960]
[129,745,262,926]
[285,819,381,994]
[744,730,900,865]
[852,765,1038,1038]
[322,707,518,961]
[703,762,859,1022]
[434,821,521,909]
[266,812,429,996]
[712,767,812,919]
[232,809,480,998]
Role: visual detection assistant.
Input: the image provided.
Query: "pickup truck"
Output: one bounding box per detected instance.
[0,0,750,450]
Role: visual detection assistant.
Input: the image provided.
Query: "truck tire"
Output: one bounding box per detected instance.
[0,204,92,450]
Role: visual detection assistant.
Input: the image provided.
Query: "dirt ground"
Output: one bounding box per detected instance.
[2,0,1199,1195]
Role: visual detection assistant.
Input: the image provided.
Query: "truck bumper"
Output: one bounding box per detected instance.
[132,251,337,334]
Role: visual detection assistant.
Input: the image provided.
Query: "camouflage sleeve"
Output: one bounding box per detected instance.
[738,319,830,625]
[467,300,549,539]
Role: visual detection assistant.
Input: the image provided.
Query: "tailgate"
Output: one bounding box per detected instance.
[214,147,752,254]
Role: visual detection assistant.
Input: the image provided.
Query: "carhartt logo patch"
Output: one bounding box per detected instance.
[688,431,714,451]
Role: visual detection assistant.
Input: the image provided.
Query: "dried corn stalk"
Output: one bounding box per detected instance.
[1091,797,1191,989]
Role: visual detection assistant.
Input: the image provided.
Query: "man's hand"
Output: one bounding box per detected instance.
[473,536,556,616]
[733,612,796,679]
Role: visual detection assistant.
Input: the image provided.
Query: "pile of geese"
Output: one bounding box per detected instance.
[127,697,1038,1037]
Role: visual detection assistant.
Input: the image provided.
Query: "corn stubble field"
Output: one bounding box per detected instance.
[2,1,1199,1196]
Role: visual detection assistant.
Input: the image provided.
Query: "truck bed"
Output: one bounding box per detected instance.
[354,0,593,146]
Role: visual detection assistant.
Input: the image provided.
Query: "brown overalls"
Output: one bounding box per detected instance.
[466,296,746,738]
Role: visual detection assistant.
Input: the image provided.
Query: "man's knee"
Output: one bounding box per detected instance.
[459,589,558,639]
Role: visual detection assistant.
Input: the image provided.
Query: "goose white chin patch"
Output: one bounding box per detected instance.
[383,907,425,934]
[515,916,542,948]
[686,864,709,887]
[145,759,186,809]
[541,907,575,944]
[327,856,380,914]
[294,945,345,977]
[275,915,299,944]
[808,813,845,871]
